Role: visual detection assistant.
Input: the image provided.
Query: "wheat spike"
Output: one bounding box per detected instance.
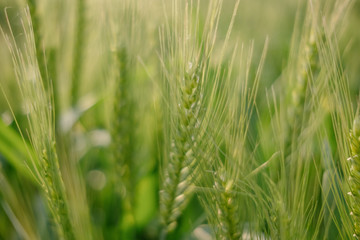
[160,62,201,233]
[349,116,360,238]
[213,171,241,240]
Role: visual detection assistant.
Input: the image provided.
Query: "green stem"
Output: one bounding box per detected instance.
[71,0,85,105]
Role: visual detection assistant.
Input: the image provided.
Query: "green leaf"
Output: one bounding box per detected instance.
[0,119,35,182]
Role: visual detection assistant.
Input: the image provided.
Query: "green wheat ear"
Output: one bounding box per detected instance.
[110,46,137,238]
[213,169,241,240]
[288,29,318,126]
[348,115,360,238]
[158,0,223,234]
[285,23,320,162]
[160,61,202,233]
[111,47,134,198]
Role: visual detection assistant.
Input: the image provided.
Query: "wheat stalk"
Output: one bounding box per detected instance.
[71,0,86,105]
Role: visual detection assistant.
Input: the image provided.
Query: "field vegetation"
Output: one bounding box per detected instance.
[0,0,360,239]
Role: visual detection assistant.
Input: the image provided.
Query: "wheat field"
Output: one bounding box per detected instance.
[0,0,360,239]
